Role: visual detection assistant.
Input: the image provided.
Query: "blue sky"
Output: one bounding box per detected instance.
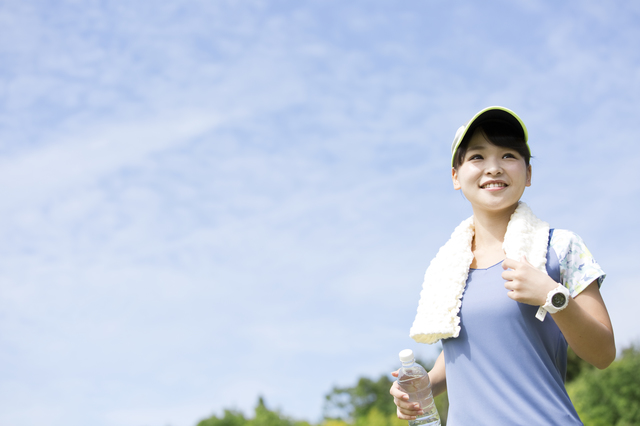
[1,1,639,425]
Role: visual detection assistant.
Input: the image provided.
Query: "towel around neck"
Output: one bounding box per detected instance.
[409,202,550,344]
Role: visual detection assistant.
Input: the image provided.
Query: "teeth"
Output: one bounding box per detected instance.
[483,183,506,188]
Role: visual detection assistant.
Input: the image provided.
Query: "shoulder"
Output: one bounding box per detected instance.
[549,229,587,256]
[549,228,605,296]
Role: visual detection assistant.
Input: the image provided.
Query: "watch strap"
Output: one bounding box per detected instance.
[535,306,548,321]
[535,284,570,321]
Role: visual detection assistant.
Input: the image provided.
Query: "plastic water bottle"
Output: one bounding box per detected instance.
[397,349,441,426]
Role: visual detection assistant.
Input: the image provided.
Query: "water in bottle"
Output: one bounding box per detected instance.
[397,349,441,426]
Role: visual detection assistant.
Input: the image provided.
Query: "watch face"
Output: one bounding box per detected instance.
[552,292,567,308]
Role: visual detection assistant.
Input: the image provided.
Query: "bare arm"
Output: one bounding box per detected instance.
[389,350,446,420]
[551,281,615,369]
[428,350,446,396]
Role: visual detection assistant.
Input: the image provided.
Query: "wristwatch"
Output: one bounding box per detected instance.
[535,284,571,321]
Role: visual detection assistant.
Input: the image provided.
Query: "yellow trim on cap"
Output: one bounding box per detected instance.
[450,106,529,167]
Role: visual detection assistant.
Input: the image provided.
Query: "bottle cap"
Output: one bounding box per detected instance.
[399,349,414,363]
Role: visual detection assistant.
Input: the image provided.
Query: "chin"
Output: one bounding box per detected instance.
[475,200,521,213]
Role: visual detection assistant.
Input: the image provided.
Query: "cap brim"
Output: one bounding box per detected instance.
[451,106,529,167]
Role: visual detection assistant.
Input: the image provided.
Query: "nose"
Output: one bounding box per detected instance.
[484,158,503,175]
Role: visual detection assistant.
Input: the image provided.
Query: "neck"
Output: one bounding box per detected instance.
[470,203,519,266]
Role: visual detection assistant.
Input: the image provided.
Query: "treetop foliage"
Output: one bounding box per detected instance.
[196,397,312,426]
[197,347,640,426]
[568,345,640,426]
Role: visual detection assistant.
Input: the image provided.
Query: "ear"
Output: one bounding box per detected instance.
[525,164,532,187]
[452,167,461,190]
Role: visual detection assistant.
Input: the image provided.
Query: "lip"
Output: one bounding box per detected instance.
[480,180,509,191]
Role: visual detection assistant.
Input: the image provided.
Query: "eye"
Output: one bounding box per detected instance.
[468,154,483,161]
[502,152,517,159]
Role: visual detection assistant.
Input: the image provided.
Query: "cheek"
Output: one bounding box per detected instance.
[507,165,529,182]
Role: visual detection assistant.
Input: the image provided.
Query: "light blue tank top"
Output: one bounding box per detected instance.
[442,229,604,425]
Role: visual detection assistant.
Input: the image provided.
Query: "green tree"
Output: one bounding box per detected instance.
[197,409,247,426]
[568,346,640,426]
[319,420,349,426]
[353,407,393,426]
[324,375,397,420]
[253,397,312,426]
[566,346,594,383]
[197,397,312,426]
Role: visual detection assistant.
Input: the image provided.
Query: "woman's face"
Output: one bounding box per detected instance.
[452,128,531,214]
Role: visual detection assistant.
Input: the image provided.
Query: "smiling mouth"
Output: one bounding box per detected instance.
[481,182,508,189]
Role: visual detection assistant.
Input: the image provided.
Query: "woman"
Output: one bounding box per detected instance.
[390,106,615,425]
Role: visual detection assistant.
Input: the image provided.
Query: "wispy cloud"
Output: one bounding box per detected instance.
[0,1,638,425]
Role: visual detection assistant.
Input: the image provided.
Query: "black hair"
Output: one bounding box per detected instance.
[453,119,531,170]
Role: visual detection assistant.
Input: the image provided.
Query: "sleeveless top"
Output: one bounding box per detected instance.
[442,229,605,426]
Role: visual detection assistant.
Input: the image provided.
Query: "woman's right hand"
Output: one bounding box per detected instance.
[390,369,424,420]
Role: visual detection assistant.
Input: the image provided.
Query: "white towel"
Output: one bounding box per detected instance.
[410,202,550,344]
